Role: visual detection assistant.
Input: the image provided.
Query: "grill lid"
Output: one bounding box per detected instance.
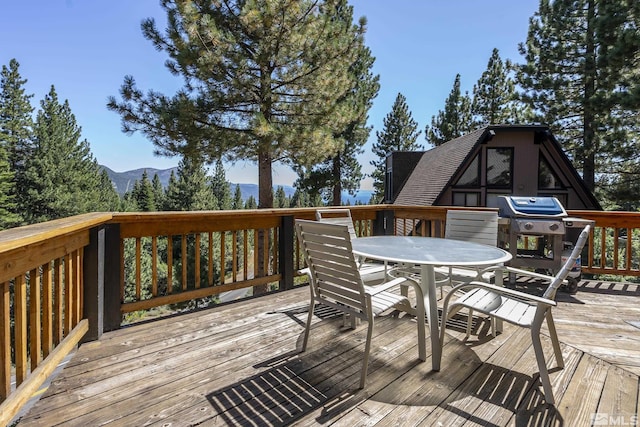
[498,196,567,218]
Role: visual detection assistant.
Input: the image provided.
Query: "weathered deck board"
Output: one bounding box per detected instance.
[16,279,640,426]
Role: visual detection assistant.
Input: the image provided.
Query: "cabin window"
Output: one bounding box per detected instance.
[486,148,513,188]
[538,154,564,189]
[453,192,480,206]
[455,154,480,187]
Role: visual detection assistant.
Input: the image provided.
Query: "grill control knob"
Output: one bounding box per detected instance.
[549,223,560,231]
[524,222,534,230]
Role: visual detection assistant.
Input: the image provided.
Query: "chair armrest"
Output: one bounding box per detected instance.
[449,281,557,307]
[480,265,568,285]
[297,267,310,276]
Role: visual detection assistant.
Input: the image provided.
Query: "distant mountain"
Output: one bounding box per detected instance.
[101,165,176,194]
[100,165,373,204]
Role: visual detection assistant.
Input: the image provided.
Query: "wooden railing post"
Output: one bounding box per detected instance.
[82,226,105,342]
[104,223,122,331]
[279,215,294,290]
[373,209,395,235]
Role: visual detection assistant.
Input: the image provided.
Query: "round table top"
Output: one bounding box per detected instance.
[351,235,512,267]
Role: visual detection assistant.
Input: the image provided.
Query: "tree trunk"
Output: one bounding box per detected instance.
[331,154,342,206]
[582,0,597,192]
[255,149,273,295]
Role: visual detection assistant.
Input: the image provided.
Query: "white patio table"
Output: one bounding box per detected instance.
[351,235,512,371]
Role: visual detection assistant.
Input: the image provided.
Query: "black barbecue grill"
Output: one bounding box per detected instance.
[497,196,592,292]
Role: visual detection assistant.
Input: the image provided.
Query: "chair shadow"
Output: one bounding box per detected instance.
[206,304,361,426]
[205,305,565,426]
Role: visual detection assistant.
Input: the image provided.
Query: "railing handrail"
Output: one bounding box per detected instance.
[0,212,113,254]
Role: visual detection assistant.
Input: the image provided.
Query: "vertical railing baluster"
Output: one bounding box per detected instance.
[42,264,53,357]
[232,230,237,282]
[29,268,42,371]
[0,281,11,400]
[220,232,226,285]
[64,253,73,336]
[54,258,63,345]
[15,274,27,385]
[167,236,173,294]
[152,236,158,296]
[181,235,187,291]
[195,234,201,288]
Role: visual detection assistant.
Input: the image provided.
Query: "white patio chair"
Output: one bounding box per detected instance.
[315,208,387,279]
[438,209,500,285]
[295,219,426,388]
[439,225,590,405]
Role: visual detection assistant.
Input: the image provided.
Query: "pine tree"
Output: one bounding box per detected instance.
[425,74,473,146]
[132,170,156,212]
[0,145,18,229]
[25,86,109,222]
[108,0,367,209]
[274,186,288,208]
[370,93,422,199]
[292,22,380,206]
[518,0,640,196]
[0,59,34,226]
[164,156,216,211]
[97,169,121,212]
[231,184,243,210]
[151,173,165,210]
[244,195,257,210]
[210,158,232,210]
[472,48,528,127]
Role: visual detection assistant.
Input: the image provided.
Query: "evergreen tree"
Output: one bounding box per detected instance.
[472,48,528,127]
[518,0,640,196]
[164,156,216,211]
[244,195,257,210]
[210,158,232,210]
[293,22,380,206]
[0,59,34,226]
[425,74,473,146]
[0,145,18,229]
[132,170,156,212]
[97,169,121,212]
[24,86,109,222]
[108,0,367,209]
[370,93,422,199]
[151,173,165,210]
[274,186,288,208]
[231,184,243,210]
[289,188,312,208]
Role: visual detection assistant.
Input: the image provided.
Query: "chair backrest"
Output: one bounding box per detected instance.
[543,225,591,299]
[315,209,358,239]
[295,219,367,318]
[445,210,499,246]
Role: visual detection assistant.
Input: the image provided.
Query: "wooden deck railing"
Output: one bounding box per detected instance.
[2,205,640,424]
[0,213,111,426]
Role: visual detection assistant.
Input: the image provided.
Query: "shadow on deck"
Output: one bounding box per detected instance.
[16,279,640,426]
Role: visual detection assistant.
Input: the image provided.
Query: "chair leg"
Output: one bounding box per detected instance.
[546,311,564,369]
[531,326,555,405]
[302,300,315,352]
[465,308,474,339]
[360,317,374,389]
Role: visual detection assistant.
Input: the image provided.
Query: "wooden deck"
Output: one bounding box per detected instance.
[16,279,640,426]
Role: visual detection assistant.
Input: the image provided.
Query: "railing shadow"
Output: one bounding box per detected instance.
[575,279,640,296]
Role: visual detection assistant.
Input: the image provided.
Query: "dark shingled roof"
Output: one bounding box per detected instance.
[394,127,488,206]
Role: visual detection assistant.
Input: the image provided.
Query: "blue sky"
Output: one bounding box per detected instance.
[1,0,538,189]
